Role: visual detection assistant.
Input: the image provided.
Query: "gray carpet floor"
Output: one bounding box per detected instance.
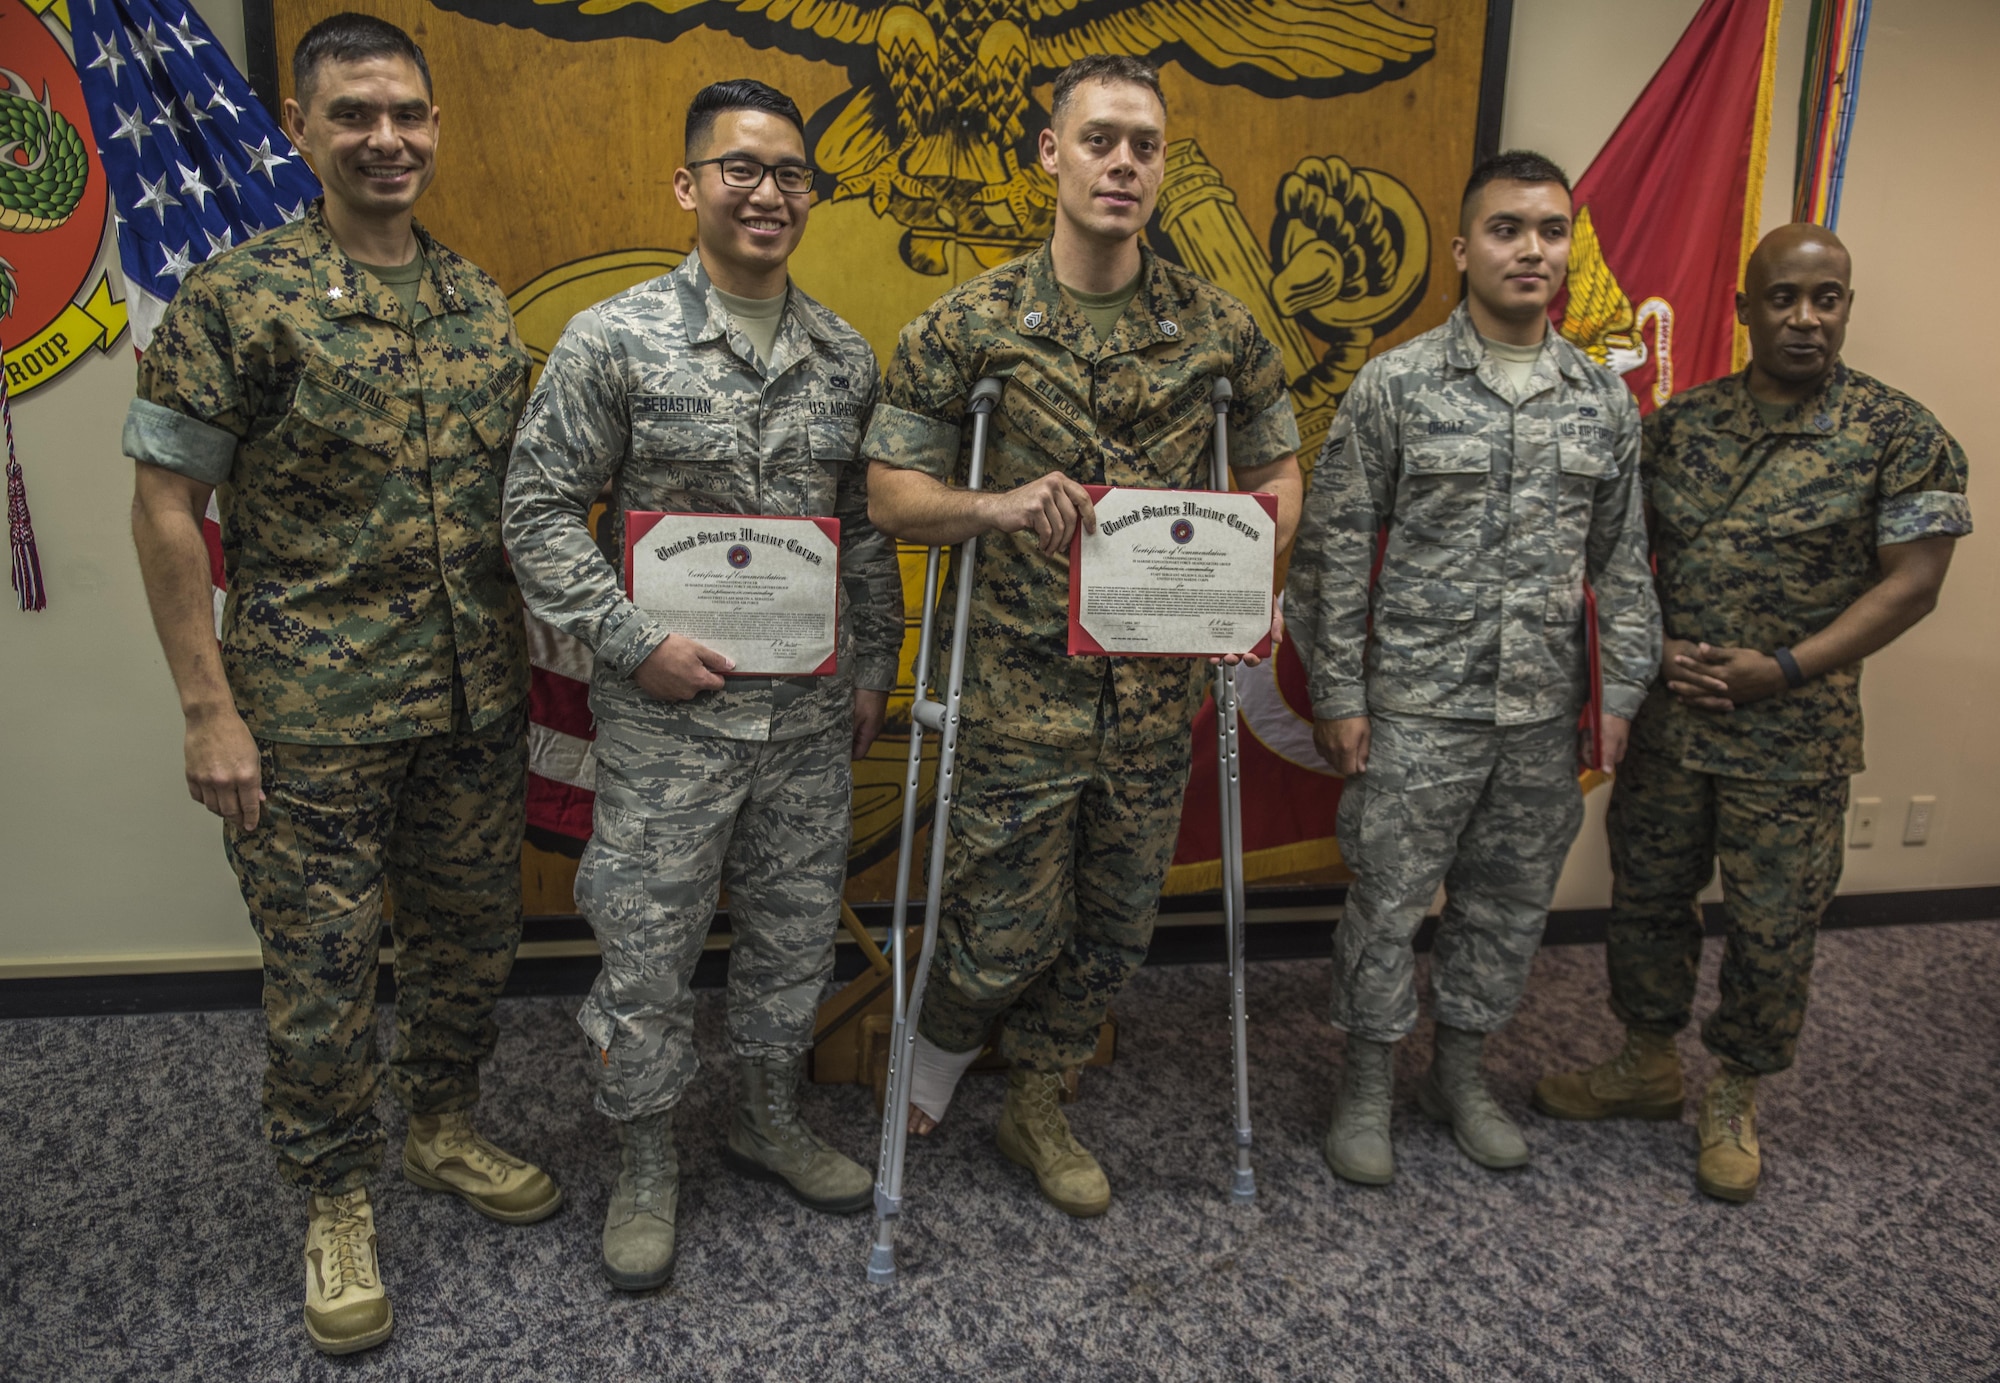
[3,921,1997,1382]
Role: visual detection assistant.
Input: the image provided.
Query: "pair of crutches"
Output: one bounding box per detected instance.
[866,375,1254,1286]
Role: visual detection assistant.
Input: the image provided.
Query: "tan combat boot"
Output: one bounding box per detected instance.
[1418,1025,1529,1169]
[303,1188,393,1356]
[603,1110,678,1291]
[723,1055,874,1214]
[1532,1028,1685,1121]
[403,1110,563,1224]
[1696,1068,1761,1203]
[1324,1036,1395,1186]
[996,1067,1111,1217]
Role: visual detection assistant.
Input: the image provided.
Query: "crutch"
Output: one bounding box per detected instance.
[866,375,1005,1286]
[1209,376,1256,1205]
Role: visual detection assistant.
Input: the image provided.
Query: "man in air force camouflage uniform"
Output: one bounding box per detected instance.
[125,16,557,1356]
[865,57,1301,1218]
[1536,224,1969,1203]
[1286,152,1660,1186]
[503,80,901,1290]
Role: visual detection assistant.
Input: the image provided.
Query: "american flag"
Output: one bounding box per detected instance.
[71,0,321,351]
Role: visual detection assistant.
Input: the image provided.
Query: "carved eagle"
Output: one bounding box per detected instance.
[440,0,1437,270]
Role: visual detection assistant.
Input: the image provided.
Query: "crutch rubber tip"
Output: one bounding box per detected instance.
[866,1246,897,1285]
[1231,1171,1256,1203]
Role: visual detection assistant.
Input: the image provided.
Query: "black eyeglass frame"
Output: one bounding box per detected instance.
[685,157,818,195]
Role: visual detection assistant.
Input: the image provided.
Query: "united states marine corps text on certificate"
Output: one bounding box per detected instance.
[1069,487,1277,658]
[625,512,842,676]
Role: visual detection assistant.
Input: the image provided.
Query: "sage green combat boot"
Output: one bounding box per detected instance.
[602,1111,678,1291]
[1696,1067,1761,1203]
[404,1110,563,1224]
[723,1055,873,1214]
[1324,1036,1395,1186]
[1418,1024,1530,1169]
[1533,1028,1685,1121]
[996,1067,1111,1217]
[303,1187,393,1356]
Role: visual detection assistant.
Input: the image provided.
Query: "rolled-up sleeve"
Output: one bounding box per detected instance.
[1589,386,1664,719]
[127,276,246,484]
[1876,412,1972,546]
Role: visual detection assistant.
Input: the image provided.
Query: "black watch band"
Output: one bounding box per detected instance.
[1772,646,1807,690]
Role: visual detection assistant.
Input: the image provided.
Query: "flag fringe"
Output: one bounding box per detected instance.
[3,371,46,613]
[1734,0,1786,373]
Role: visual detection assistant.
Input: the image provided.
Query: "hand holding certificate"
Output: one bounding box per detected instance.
[1067,486,1277,658]
[626,513,841,676]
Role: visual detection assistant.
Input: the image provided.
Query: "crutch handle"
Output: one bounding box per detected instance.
[968,376,1006,415]
[1210,375,1232,407]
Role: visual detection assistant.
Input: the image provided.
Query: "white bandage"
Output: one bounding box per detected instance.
[908,1032,984,1124]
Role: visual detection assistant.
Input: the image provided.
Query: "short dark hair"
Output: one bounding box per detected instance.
[1460,149,1570,232]
[1049,56,1167,124]
[684,79,806,158]
[293,13,431,106]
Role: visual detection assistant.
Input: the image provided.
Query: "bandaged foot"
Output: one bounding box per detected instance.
[906,1032,983,1135]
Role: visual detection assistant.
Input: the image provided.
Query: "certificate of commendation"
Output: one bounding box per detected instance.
[625,513,841,676]
[1067,486,1277,658]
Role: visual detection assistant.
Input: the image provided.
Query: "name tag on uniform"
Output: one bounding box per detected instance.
[625,512,841,676]
[1068,486,1276,659]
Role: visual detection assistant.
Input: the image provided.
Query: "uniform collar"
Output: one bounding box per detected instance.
[671,247,839,354]
[1015,241,1190,359]
[1441,300,1592,393]
[305,199,469,325]
[1711,362,1850,441]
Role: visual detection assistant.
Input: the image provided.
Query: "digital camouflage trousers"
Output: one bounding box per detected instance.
[226,705,527,1195]
[1333,712,1584,1042]
[1606,745,1848,1074]
[574,718,851,1121]
[917,722,1193,1072]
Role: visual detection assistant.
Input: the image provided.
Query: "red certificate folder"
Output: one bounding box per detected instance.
[1578,581,1606,772]
[624,511,841,677]
[1066,485,1278,660]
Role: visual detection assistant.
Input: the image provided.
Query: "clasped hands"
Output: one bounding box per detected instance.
[1662,637,1789,712]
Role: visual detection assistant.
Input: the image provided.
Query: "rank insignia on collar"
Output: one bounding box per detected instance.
[1815,412,1834,432]
[1158,319,1180,337]
[326,286,343,301]
[1023,311,1045,329]
[443,283,458,300]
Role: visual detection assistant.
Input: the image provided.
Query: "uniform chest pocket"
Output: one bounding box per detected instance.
[999,377,1089,484]
[1134,401,1213,489]
[269,367,414,548]
[1765,491,1873,619]
[1397,436,1491,547]
[1555,439,1614,535]
[630,412,742,505]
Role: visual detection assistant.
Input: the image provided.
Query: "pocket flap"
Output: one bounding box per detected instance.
[1377,576,1478,622]
[292,368,411,457]
[1403,435,1489,476]
[808,418,858,462]
[1764,493,1869,536]
[633,411,737,462]
[1559,441,1614,478]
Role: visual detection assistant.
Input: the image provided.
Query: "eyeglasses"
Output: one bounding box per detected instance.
[686,157,816,196]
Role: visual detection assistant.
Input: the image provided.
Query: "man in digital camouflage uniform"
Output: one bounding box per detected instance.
[503,79,901,1290]
[126,15,557,1356]
[1535,224,1969,1202]
[1286,151,1660,1187]
[865,56,1301,1218]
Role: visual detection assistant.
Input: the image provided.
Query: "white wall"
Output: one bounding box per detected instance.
[1,1,1991,975]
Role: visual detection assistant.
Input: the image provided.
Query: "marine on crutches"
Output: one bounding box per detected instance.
[867,377,1005,1286]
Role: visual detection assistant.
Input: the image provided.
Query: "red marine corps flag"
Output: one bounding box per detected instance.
[1556,0,1785,411]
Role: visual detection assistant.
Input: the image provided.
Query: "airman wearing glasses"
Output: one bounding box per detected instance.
[503,78,902,1291]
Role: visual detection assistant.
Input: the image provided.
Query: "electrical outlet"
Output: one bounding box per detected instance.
[1850,797,1880,848]
[1904,796,1937,846]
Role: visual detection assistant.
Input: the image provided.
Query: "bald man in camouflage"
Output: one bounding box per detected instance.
[1536,225,1970,1203]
